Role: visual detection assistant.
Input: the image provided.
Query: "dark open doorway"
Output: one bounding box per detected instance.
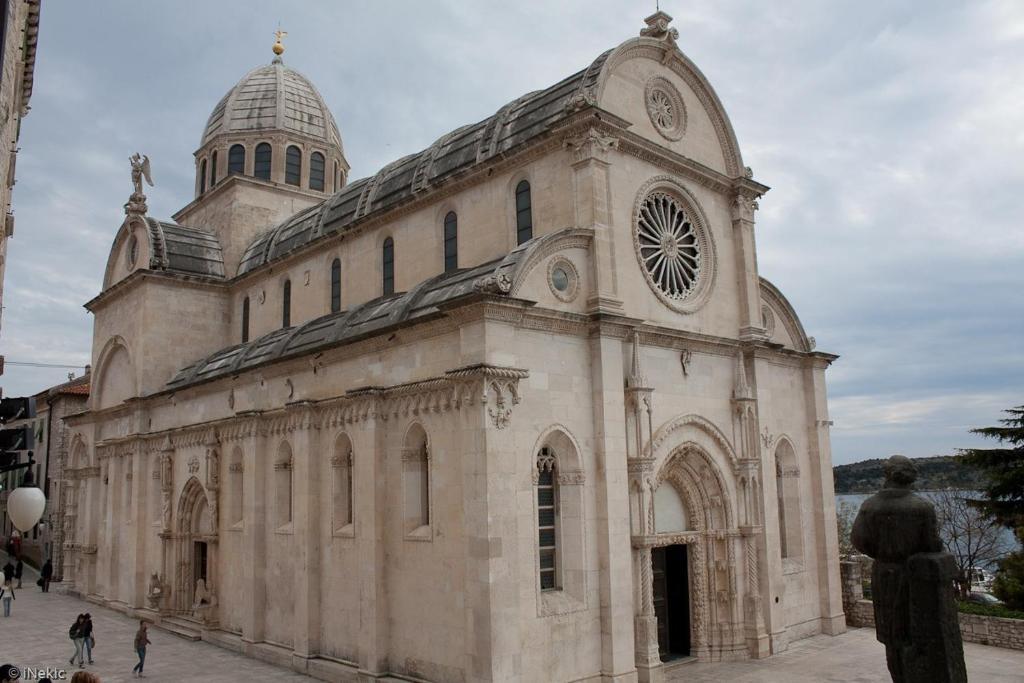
[193,541,208,584]
[652,544,691,661]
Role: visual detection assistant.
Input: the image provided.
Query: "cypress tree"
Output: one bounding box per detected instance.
[960,406,1024,539]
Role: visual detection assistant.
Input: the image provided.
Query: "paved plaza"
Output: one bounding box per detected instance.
[669,626,1024,682]
[2,562,1024,682]
[0,563,312,682]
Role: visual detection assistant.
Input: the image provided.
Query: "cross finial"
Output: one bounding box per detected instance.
[272,26,287,62]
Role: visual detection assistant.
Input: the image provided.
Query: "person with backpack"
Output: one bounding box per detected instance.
[69,614,87,668]
[0,578,14,617]
[82,613,95,664]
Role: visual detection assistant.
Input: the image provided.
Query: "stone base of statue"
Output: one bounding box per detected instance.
[899,552,967,683]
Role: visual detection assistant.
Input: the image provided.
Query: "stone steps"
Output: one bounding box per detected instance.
[158,616,202,641]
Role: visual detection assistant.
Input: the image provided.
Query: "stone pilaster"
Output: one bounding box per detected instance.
[290,404,322,662]
[589,331,638,681]
[240,416,267,645]
[730,190,767,341]
[355,398,389,676]
[566,128,623,314]
[731,350,772,656]
[803,357,846,635]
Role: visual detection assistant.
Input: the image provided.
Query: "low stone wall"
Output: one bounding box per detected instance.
[840,559,1024,651]
[957,612,1024,650]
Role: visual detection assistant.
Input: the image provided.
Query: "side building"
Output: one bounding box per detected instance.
[0,0,41,338]
[0,370,89,575]
[63,14,845,683]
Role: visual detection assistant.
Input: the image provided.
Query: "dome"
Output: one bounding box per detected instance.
[200,59,342,151]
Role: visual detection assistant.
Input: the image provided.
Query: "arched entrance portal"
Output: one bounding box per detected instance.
[173,477,217,619]
[633,441,747,674]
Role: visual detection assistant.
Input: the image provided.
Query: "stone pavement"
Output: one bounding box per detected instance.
[4,560,1024,682]
[667,626,1024,682]
[0,562,312,682]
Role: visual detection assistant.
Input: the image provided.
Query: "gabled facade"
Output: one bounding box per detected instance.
[63,14,845,683]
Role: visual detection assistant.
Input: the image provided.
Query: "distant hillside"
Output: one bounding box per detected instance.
[833,455,987,494]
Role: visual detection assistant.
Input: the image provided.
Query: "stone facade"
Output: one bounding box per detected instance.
[0,0,40,336]
[62,14,847,683]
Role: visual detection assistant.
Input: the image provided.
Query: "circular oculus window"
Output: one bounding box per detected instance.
[547,258,579,302]
[633,185,714,313]
[645,77,686,141]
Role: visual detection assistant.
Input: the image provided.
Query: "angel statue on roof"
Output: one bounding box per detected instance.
[129,152,154,196]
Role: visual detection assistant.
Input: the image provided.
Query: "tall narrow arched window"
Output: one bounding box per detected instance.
[286,145,302,186]
[282,280,291,328]
[330,258,342,313]
[229,449,243,527]
[310,152,325,191]
[254,143,272,180]
[536,446,558,591]
[334,161,339,191]
[241,296,250,343]
[210,151,218,186]
[515,180,533,245]
[333,434,353,532]
[275,445,293,528]
[199,159,207,195]
[382,237,395,295]
[403,425,430,535]
[228,144,245,175]
[443,211,458,273]
[775,440,803,561]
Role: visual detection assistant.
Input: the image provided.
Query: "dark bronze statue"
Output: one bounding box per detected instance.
[852,455,967,682]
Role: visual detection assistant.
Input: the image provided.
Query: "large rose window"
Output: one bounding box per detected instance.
[636,191,701,301]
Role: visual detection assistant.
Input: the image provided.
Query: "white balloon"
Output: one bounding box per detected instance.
[8,487,46,532]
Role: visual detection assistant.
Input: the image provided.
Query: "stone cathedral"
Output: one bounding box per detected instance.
[61,14,845,683]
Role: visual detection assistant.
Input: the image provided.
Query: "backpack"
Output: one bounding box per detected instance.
[69,624,79,639]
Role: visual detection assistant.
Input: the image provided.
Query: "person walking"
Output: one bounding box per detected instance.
[13,558,22,589]
[69,613,87,668]
[82,613,95,664]
[132,620,151,678]
[41,559,53,592]
[1,559,12,583]
[0,578,14,617]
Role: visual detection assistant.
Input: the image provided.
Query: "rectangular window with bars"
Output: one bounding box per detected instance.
[538,467,557,590]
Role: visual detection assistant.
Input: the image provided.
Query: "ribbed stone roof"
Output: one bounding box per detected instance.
[144,218,225,279]
[167,244,530,391]
[201,59,342,150]
[236,49,612,276]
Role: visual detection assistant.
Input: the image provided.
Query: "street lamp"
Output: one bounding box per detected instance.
[7,464,45,532]
[1,396,45,532]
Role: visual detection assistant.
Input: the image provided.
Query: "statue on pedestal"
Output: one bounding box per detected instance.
[852,455,967,682]
[146,572,164,610]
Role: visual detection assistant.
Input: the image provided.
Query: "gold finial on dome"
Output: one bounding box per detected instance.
[272,27,287,57]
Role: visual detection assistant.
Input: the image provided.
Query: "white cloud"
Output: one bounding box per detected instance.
[1,1,1021,467]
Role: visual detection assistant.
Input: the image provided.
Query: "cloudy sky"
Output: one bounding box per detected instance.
[2,1,1021,466]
